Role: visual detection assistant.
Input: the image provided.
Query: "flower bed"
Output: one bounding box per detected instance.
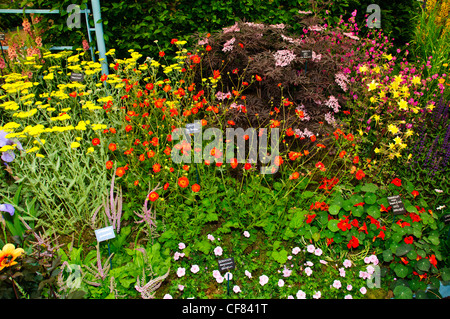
[0,7,449,300]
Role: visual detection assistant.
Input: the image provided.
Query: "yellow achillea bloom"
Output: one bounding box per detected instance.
[388,124,399,135]
[0,243,25,271]
[70,142,81,149]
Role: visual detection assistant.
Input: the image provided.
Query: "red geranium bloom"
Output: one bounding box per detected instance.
[116,167,126,177]
[191,184,201,192]
[105,160,113,170]
[159,51,165,57]
[92,138,100,146]
[244,163,252,170]
[125,125,133,132]
[355,169,365,180]
[391,178,402,187]
[205,45,212,51]
[178,176,189,188]
[353,156,359,164]
[108,143,117,152]
[148,191,159,202]
[153,163,161,173]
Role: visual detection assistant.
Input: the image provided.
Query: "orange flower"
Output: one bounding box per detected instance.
[411,190,419,198]
[346,134,354,141]
[134,180,139,186]
[163,183,169,190]
[191,184,201,192]
[315,162,326,171]
[116,167,126,177]
[255,74,262,81]
[153,163,161,173]
[304,150,309,156]
[159,51,165,57]
[310,135,316,142]
[108,143,117,152]
[230,158,238,169]
[339,150,346,158]
[274,156,283,166]
[353,156,359,164]
[206,45,212,51]
[178,176,189,188]
[289,172,300,180]
[105,160,113,170]
[148,191,159,202]
[125,125,133,132]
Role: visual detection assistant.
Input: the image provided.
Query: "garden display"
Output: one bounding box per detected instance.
[0,0,449,303]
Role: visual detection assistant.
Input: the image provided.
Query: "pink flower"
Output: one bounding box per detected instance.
[207,234,215,241]
[191,264,200,273]
[259,274,269,286]
[214,246,223,256]
[306,244,315,253]
[347,285,353,291]
[163,294,173,299]
[178,285,184,291]
[369,254,379,265]
[179,242,186,250]
[360,287,367,295]
[212,270,221,278]
[245,270,252,278]
[314,248,323,256]
[233,285,241,293]
[296,290,306,299]
[344,294,353,299]
[224,272,233,280]
[313,291,321,299]
[332,280,342,289]
[82,39,89,51]
[339,267,346,277]
[292,247,301,255]
[343,259,352,268]
[305,267,313,276]
[278,279,285,287]
[176,267,186,277]
[243,231,250,238]
[216,275,224,283]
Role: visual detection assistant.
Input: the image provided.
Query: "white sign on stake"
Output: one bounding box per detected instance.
[95,226,116,242]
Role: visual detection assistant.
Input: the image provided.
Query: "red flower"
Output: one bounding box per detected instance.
[404,236,414,244]
[289,172,300,180]
[159,51,165,57]
[310,135,316,142]
[178,176,189,188]
[391,178,402,187]
[148,191,159,202]
[153,163,161,173]
[244,163,252,170]
[428,254,438,268]
[163,183,169,190]
[355,169,365,180]
[125,125,133,132]
[108,143,117,152]
[347,236,359,249]
[191,184,201,192]
[105,160,113,170]
[315,162,326,172]
[92,138,100,146]
[305,214,316,224]
[170,38,178,44]
[255,75,262,81]
[116,167,126,177]
[205,45,212,51]
[411,190,419,198]
[353,156,359,164]
[230,158,238,169]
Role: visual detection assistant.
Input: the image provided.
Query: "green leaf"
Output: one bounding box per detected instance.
[441,268,450,281]
[393,285,413,299]
[301,191,315,199]
[395,243,412,256]
[361,183,378,193]
[328,219,339,232]
[394,264,409,278]
[328,204,341,215]
[367,205,380,219]
[416,259,431,272]
[272,249,288,264]
[364,193,377,205]
[382,249,393,262]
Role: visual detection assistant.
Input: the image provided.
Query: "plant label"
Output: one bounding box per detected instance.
[186,122,201,134]
[218,257,235,272]
[443,214,450,225]
[301,50,312,59]
[70,72,84,82]
[95,226,116,242]
[0,33,5,41]
[387,195,406,215]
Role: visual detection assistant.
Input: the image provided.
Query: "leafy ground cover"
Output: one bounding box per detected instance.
[0,3,449,299]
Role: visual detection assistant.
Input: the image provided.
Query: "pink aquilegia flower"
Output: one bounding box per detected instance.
[259,274,269,286]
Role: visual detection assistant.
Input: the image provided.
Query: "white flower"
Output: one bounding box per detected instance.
[163,294,172,299]
[344,294,353,299]
[216,275,224,283]
[233,285,241,293]
[437,205,446,210]
[212,270,221,279]
[292,247,301,255]
[343,259,352,268]
[306,244,315,253]
[332,280,342,289]
[313,291,321,299]
[224,272,233,280]
[305,267,313,276]
[278,279,285,287]
[243,231,250,238]
[314,248,323,256]
[207,234,215,241]
[245,270,252,278]
[360,287,367,295]
[435,189,443,193]
[178,242,186,250]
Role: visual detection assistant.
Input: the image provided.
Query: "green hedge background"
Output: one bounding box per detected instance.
[1,0,421,61]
